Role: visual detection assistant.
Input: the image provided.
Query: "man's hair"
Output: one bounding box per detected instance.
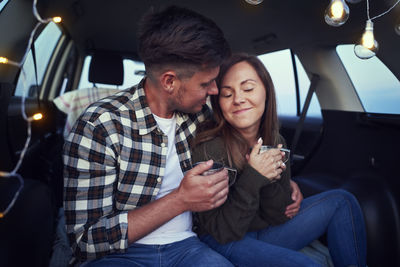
[138,6,231,79]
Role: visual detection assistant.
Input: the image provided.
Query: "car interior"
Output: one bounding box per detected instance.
[0,0,399,266]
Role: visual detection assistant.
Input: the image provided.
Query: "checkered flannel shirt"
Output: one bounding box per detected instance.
[63,79,211,262]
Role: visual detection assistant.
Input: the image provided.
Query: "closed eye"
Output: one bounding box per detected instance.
[221,93,232,97]
[201,79,215,88]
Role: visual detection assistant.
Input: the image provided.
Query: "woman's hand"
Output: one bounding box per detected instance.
[247,138,284,181]
[285,180,303,218]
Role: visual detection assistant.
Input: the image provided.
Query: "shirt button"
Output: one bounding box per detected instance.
[157,177,162,183]
[161,143,166,147]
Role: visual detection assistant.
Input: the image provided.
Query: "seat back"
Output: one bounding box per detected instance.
[89,52,124,86]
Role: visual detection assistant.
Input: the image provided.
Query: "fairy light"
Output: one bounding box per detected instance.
[332,1,345,17]
[354,0,400,59]
[324,0,350,27]
[53,16,62,23]
[0,56,8,64]
[0,0,61,218]
[32,112,43,121]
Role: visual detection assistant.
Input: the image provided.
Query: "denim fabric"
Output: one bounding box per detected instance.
[84,236,233,267]
[201,189,367,267]
[49,208,72,267]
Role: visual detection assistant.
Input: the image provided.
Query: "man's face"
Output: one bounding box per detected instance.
[171,67,220,114]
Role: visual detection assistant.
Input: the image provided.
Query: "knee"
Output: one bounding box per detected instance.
[326,189,363,215]
[328,189,358,203]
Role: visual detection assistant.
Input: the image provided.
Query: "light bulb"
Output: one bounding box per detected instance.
[324,0,350,27]
[0,57,8,64]
[32,113,43,120]
[244,0,263,5]
[52,16,62,23]
[354,20,379,59]
[27,112,44,122]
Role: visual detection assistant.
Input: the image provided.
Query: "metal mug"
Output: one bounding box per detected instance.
[192,161,237,186]
[259,145,291,163]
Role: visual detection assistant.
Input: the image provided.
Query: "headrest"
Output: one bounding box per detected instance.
[89,52,124,85]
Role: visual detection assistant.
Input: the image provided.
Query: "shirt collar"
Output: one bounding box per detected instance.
[133,78,189,135]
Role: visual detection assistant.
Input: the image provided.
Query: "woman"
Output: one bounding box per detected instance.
[191,53,367,267]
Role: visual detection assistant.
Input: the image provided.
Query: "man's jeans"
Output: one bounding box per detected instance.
[201,189,367,267]
[85,236,233,267]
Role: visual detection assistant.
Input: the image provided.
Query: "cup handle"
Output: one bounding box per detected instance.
[224,167,237,186]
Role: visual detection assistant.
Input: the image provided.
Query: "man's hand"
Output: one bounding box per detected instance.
[285,180,303,218]
[177,160,229,212]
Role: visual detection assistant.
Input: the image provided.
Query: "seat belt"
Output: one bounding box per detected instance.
[290,74,320,159]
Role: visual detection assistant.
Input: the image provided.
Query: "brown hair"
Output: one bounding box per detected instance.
[138,6,231,81]
[194,53,280,170]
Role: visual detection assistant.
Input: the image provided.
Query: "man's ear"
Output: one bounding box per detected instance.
[160,71,180,94]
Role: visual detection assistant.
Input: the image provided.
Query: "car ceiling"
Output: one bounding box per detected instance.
[37,1,396,53]
[2,0,400,78]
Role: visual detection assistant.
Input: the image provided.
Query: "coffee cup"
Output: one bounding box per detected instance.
[259,145,291,163]
[192,161,237,186]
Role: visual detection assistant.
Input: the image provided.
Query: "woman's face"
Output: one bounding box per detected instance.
[219,61,266,138]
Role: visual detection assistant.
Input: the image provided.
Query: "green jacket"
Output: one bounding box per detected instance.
[191,136,293,244]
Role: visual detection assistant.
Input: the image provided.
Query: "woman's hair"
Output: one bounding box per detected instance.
[194,53,280,170]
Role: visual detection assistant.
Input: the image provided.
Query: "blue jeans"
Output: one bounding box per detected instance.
[85,236,233,267]
[201,189,367,267]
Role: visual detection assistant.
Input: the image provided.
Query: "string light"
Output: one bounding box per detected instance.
[354,0,400,59]
[0,0,60,218]
[324,0,350,27]
[32,112,43,121]
[354,20,378,59]
[52,16,62,23]
[0,56,8,64]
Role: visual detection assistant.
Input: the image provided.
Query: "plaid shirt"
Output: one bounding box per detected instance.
[63,79,210,262]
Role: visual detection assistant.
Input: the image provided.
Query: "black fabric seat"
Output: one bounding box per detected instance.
[89,52,124,86]
[0,178,55,267]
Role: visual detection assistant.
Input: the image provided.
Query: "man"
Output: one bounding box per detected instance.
[64,5,233,266]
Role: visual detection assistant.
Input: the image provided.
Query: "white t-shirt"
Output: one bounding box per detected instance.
[134,113,195,244]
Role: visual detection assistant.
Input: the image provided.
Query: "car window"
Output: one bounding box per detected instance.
[0,0,9,12]
[337,44,400,115]
[77,56,145,90]
[14,22,62,97]
[258,49,322,117]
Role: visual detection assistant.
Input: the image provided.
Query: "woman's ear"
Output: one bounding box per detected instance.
[160,71,179,94]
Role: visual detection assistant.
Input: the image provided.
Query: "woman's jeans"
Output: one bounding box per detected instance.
[84,236,233,267]
[201,189,367,267]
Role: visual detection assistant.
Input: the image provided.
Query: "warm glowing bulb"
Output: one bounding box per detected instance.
[361,30,374,49]
[331,1,344,18]
[32,113,43,121]
[325,0,350,27]
[52,16,62,23]
[354,20,379,59]
[0,57,8,64]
